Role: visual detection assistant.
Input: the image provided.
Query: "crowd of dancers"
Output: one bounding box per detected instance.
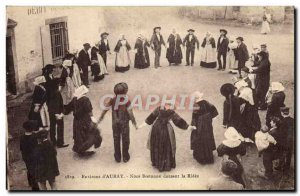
[18,26,294,190]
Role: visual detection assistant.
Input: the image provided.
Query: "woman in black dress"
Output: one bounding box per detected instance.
[238,87,261,140]
[220,83,242,132]
[134,34,150,69]
[64,85,102,156]
[217,127,247,187]
[139,104,196,172]
[28,76,50,130]
[190,91,218,164]
[166,29,183,65]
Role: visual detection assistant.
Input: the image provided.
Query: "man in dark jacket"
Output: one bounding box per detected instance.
[77,43,91,87]
[251,51,271,110]
[183,29,199,66]
[217,29,229,71]
[150,27,166,68]
[235,37,249,78]
[99,32,110,67]
[279,107,294,171]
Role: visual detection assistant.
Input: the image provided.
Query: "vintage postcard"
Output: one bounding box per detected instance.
[6,6,295,191]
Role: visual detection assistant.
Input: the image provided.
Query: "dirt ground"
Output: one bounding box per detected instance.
[7,14,294,190]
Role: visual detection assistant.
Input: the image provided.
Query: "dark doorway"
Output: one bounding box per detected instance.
[6,36,17,95]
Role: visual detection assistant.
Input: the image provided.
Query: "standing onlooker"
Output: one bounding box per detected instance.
[150,26,166,68]
[166,29,183,65]
[34,130,59,190]
[250,51,271,110]
[238,87,261,140]
[200,32,217,68]
[90,42,104,81]
[47,79,68,148]
[20,120,39,191]
[279,107,294,171]
[235,37,249,78]
[134,34,150,69]
[260,43,269,58]
[258,117,281,179]
[265,82,285,128]
[190,91,218,164]
[60,60,75,105]
[227,36,238,74]
[220,83,242,132]
[217,29,229,71]
[77,43,91,87]
[99,32,111,67]
[114,34,132,73]
[28,76,50,130]
[261,11,271,34]
[183,29,199,66]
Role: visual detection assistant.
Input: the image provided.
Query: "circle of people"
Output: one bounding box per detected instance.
[20,27,293,190]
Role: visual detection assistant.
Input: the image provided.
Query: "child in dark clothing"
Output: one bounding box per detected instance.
[98,82,137,163]
[34,130,60,190]
[20,120,39,191]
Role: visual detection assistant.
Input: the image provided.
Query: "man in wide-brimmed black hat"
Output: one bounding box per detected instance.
[217,29,229,71]
[235,37,249,78]
[150,26,166,68]
[99,32,111,67]
[220,83,242,131]
[77,43,91,87]
[183,29,199,66]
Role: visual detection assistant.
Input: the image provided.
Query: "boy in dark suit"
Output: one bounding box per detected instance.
[235,37,249,78]
[77,43,91,87]
[183,29,199,66]
[217,29,229,70]
[20,120,39,190]
[150,27,166,68]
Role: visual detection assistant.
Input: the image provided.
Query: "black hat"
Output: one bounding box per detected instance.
[221,159,238,176]
[187,29,195,32]
[101,32,109,37]
[83,43,91,48]
[114,82,128,95]
[153,27,161,32]
[44,64,55,71]
[23,120,38,131]
[280,107,290,115]
[236,37,244,41]
[220,83,235,97]
[220,29,227,34]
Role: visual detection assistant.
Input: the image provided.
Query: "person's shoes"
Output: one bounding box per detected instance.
[222,68,225,71]
[191,63,194,66]
[185,64,190,66]
[217,68,222,70]
[57,144,69,148]
[79,151,95,156]
[114,154,121,163]
[123,154,130,163]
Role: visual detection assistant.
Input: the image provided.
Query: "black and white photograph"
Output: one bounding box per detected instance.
[5,5,295,191]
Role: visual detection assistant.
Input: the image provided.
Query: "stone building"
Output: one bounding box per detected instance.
[6,6,106,94]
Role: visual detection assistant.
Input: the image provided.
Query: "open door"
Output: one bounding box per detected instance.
[6,36,17,95]
[40,25,53,66]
